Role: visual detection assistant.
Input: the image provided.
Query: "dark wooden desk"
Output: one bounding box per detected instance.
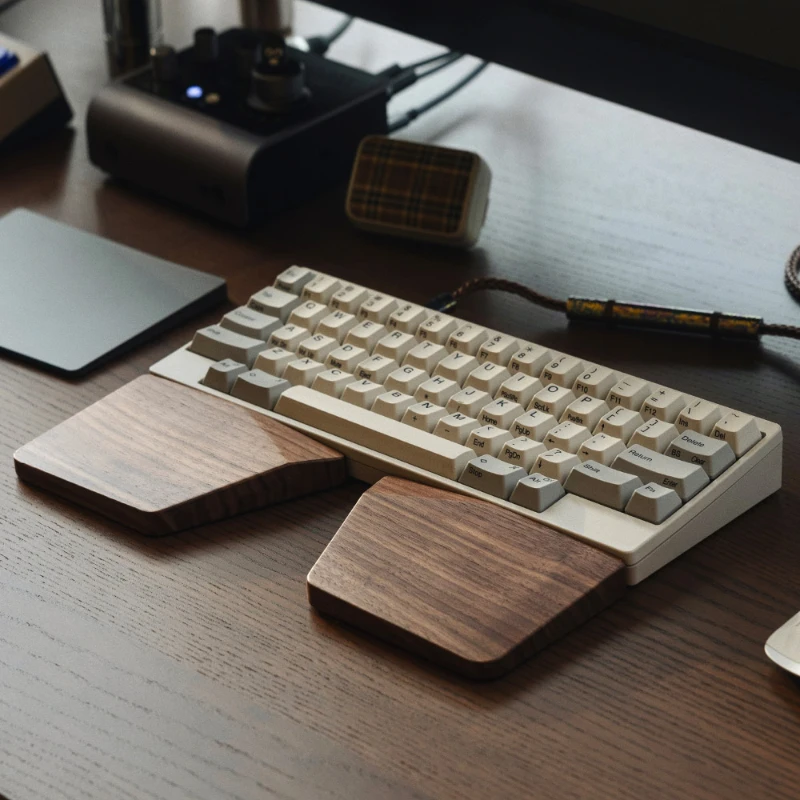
[2,2,800,798]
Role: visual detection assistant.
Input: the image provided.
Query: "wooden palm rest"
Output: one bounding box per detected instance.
[14,375,347,535]
[308,477,626,679]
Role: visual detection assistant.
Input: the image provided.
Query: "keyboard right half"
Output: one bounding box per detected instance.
[150,266,783,584]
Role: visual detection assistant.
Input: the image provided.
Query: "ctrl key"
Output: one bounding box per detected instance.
[459,455,527,499]
[509,473,565,512]
[625,483,682,524]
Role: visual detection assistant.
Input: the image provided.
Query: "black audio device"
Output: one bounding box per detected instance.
[87,28,389,226]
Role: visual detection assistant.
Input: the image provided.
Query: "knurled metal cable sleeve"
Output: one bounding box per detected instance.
[450,270,800,339]
[450,277,567,314]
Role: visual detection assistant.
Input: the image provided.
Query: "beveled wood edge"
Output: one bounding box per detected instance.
[15,454,348,536]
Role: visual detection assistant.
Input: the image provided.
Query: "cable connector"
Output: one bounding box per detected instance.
[425,292,458,312]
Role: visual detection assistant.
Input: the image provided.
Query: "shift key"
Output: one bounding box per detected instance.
[612,445,709,501]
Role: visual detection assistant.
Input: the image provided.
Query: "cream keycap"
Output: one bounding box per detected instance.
[468,425,513,456]
[510,409,557,440]
[268,323,309,351]
[316,310,358,342]
[248,286,302,321]
[301,274,341,304]
[676,399,722,435]
[594,406,644,442]
[374,330,416,362]
[573,365,617,398]
[495,373,542,407]
[355,354,398,383]
[543,421,592,453]
[532,449,581,483]
[607,376,651,410]
[283,358,325,387]
[464,362,511,395]
[358,293,398,323]
[478,398,523,429]
[387,302,429,334]
[446,323,488,355]
[402,401,447,432]
[625,483,683,524]
[664,432,735,479]
[577,433,626,466]
[326,343,367,373]
[274,265,315,294]
[404,341,448,372]
[330,283,369,313]
[385,365,429,394]
[415,376,459,406]
[253,346,295,376]
[230,369,291,410]
[477,333,518,364]
[640,388,686,423]
[540,354,584,387]
[417,312,458,344]
[629,419,679,452]
[508,343,551,377]
[220,306,281,340]
[189,325,266,367]
[372,390,416,420]
[342,378,385,408]
[498,437,547,471]
[434,412,481,444]
[510,473,565,512]
[459,455,527,500]
[434,351,479,384]
[612,446,709,501]
[311,368,354,398]
[296,333,338,362]
[710,411,762,457]
[561,395,610,430]
[275,386,474,480]
[446,387,492,417]
[202,359,247,393]
[564,460,643,511]
[529,384,576,418]
[344,320,386,352]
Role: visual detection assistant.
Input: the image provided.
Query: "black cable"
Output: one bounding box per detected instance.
[386,51,464,97]
[305,15,354,55]
[398,50,462,74]
[388,61,489,133]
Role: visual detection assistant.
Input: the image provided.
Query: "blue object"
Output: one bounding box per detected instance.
[185,85,203,99]
[0,47,20,77]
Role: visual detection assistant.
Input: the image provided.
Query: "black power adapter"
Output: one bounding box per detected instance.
[87,29,389,226]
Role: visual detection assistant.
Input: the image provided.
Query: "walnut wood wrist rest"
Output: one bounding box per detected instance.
[13,375,347,535]
[308,476,626,679]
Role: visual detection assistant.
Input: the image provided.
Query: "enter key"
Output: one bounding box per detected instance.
[612,445,710,501]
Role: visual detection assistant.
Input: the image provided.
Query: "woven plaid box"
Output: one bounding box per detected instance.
[345,135,491,247]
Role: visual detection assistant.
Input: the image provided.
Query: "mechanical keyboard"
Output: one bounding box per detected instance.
[150,266,782,583]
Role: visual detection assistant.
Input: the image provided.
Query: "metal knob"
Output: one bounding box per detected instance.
[193,27,219,64]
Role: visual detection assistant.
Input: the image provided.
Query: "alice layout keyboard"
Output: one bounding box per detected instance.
[151,267,782,583]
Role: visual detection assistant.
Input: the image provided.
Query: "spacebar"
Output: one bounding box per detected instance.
[275,386,474,481]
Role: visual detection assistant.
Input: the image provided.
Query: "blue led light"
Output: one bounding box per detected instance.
[0,47,20,78]
[185,85,203,99]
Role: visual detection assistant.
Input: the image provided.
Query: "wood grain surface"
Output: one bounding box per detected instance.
[308,476,626,678]
[14,375,347,534]
[2,1,800,798]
